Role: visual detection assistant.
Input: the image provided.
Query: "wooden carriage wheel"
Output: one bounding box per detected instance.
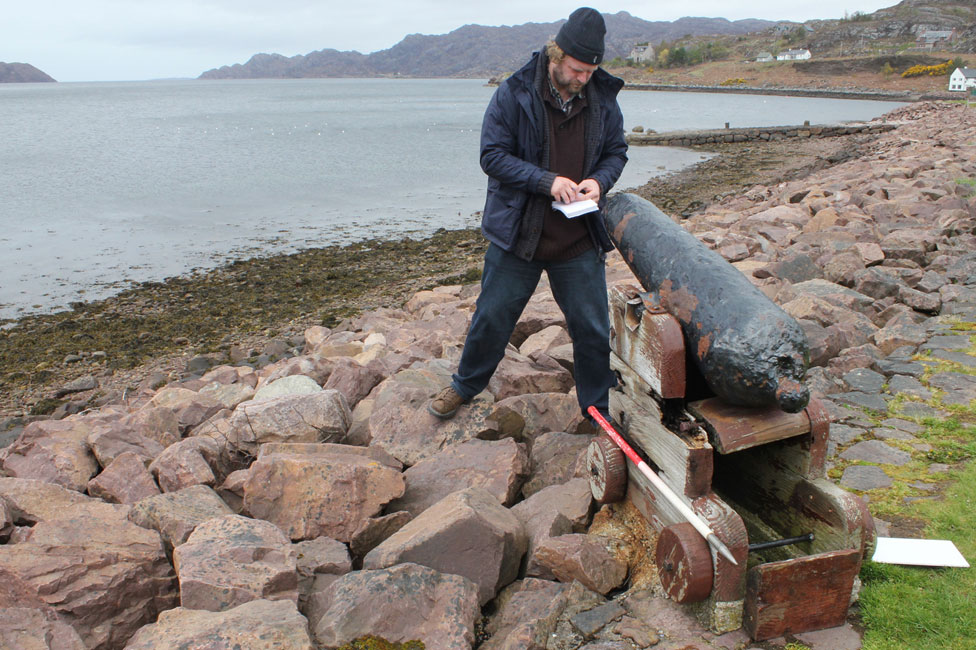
[656,522,714,603]
[585,436,628,504]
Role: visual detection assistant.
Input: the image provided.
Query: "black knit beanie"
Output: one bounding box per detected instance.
[555,7,606,65]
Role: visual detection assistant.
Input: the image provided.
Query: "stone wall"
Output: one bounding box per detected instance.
[626,122,896,147]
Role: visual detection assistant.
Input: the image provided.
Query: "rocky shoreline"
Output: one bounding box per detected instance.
[0,101,974,649]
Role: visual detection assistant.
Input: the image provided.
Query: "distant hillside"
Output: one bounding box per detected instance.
[0,62,55,83]
[199,12,775,79]
[805,0,976,56]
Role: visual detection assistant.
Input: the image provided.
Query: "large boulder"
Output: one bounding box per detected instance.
[148,386,224,433]
[128,484,235,549]
[364,487,527,606]
[310,563,480,650]
[124,599,314,649]
[243,449,404,542]
[0,607,86,649]
[0,418,99,492]
[388,438,530,516]
[532,534,628,595]
[87,451,161,504]
[0,504,176,649]
[173,514,298,611]
[222,390,351,456]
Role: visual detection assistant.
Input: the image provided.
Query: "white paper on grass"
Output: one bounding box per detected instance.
[872,537,970,568]
[552,199,598,218]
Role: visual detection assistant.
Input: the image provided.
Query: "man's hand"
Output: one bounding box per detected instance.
[577,179,601,204]
[550,176,579,204]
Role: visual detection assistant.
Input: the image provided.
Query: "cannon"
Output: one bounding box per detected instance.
[605,192,810,413]
[585,194,874,639]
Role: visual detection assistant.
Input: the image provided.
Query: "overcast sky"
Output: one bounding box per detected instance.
[5,1,897,82]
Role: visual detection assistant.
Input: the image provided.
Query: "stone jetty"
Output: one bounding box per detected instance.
[0,101,974,649]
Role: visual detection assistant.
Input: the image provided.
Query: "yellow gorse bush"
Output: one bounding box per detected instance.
[901,61,953,78]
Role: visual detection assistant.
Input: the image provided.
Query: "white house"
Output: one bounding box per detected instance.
[776,49,811,61]
[949,67,976,92]
[629,44,655,64]
[755,52,774,63]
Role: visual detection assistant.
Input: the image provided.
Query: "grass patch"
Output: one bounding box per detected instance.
[955,177,976,198]
[859,459,976,650]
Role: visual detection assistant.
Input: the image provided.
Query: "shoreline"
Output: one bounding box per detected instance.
[0,124,886,418]
[621,81,955,102]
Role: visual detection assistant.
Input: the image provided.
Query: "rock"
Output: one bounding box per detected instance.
[872,321,928,355]
[55,374,97,398]
[513,479,593,580]
[765,253,824,284]
[853,241,885,266]
[173,514,298,611]
[149,386,224,433]
[124,599,314,649]
[927,371,976,406]
[118,407,182,448]
[362,365,497,466]
[532,534,627,595]
[252,374,322,401]
[519,325,572,358]
[310,563,479,650]
[87,451,161,504]
[899,285,941,314]
[887,375,932,400]
[0,477,105,524]
[829,391,890,414]
[223,390,352,456]
[349,511,413,558]
[840,440,912,466]
[255,441,403,469]
[86,424,166,468]
[258,355,335,386]
[294,536,352,604]
[482,578,571,649]
[842,368,886,393]
[0,418,99,492]
[493,393,588,438]
[0,503,176,649]
[488,350,574,401]
[149,436,221,492]
[570,600,626,638]
[521,431,593,498]
[0,607,86,649]
[363,487,527,606]
[128,484,235,548]
[321,357,385,408]
[840,465,893,490]
[243,449,404,542]
[199,382,257,409]
[388,438,530,516]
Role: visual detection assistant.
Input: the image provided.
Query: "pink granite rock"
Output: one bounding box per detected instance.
[128,484,235,548]
[0,503,176,649]
[87,451,161,504]
[321,357,385,408]
[388,438,530,516]
[521,431,594,498]
[243,450,404,542]
[310,563,479,650]
[149,436,221,492]
[0,607,86,649]
[223,390,351,456]
[532,533,627,595]
[125,599,314,650]
[0,419,99,492]
[488,350,574,402]
[174,514,298,611]
[519,325,572,358]
[148,386,224,433]
[492,392,587,438]
[512,479,594,579]
[364,487,527,606]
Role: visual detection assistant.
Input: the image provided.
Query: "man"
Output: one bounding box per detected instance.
[428,7,628,424]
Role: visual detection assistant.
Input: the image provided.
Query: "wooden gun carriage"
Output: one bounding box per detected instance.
[587,195,875,640]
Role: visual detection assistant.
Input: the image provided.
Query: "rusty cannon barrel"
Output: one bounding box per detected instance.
[605,192,810,413]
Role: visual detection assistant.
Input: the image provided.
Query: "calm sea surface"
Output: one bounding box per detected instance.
[0,78,903,319]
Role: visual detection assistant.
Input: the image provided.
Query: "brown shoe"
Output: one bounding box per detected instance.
[428,386,466,419]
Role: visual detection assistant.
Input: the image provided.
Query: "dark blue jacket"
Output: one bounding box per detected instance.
[479,51,628,259]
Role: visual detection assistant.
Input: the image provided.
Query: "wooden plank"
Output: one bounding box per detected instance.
[687,397,811,454]
[712,450,873,555]
[611,354,713,498]
[625,469,748,603]
[743,549,862,641]
[609,284,686,399]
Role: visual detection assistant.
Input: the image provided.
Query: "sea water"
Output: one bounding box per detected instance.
[0,78,903,319]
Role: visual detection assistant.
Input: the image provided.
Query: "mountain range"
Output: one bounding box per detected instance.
[198,12,775,80]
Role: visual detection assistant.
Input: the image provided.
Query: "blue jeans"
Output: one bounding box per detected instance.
[451,243,614,418]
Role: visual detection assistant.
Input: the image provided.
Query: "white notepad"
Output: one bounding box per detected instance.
[552,199,598,218]
[872,537,970,568]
